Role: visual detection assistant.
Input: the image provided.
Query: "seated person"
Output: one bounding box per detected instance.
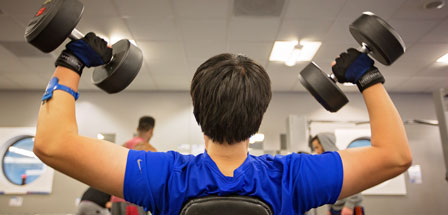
[310,133,364,215]
[77,187,111,215]
[34,33,412,215]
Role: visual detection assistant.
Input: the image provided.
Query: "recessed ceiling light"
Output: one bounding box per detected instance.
[269,40,298,62]
[436,53,448,63]
[424,0,445,9]
[270,40,321,66]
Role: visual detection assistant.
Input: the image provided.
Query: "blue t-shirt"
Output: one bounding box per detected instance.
[123,150,343,215]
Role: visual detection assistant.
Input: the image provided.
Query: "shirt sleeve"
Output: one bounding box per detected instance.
[293,151,344,212]
[123,150,176,212]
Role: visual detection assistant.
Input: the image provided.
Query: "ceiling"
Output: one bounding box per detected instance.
[0,0,447,93]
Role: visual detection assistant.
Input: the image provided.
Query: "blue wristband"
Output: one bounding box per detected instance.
[42,77,79,102]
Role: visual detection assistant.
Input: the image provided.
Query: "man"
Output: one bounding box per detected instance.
[123,116,157,152]
[34,33,412,214]
[310,133,364,215]
[110,116,156,215]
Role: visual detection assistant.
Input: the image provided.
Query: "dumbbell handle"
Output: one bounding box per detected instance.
[358,43,370,54]
[68,28,84,40]
[328,43,371,82]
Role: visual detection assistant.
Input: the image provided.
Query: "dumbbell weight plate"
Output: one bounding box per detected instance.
[92,39,143,94]
[349,12,406,65]
[25,0,84,53]
[298,62,348,112]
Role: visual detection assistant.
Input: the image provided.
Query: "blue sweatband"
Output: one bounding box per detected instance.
[42,77,79,102]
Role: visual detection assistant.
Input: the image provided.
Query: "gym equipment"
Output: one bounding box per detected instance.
[180,196,273,215]
[298,12,406,112]
[24,0,143,94]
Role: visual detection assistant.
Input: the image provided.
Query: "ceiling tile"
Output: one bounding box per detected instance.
[138,41,186,61]
[416,63,448,77]
[0,74,21,90]
[146,59,189,75]
[269,71,299,92]
[228,17,280,41]
[384,76,413,92]
[19,56,55,76]
[392,0,448,20]
[401,43,448,65]
[324,18,361,44]
[388,19,440,45]
[112,0,174,18]
[337,0,407,20]
[125,17,178,41]
[277,19,333,41]
[313,42,358,62]
[284,0,347,20]
[0,0,41,16]
[0,45,27,72]
[228,41,273,60]
[126,64,158,91]
[77,17,133,42]
[179,19,227,41]
[1,72,48,90]
[395,76,448,92]
[0,16,27,41]
[80,0,120,19]
[151,73,191,91]
[184,40,226,59]
[173,0,230,19]
[420,19,448,43]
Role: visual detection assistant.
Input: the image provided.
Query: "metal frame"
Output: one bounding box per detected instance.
[432,88,448,182]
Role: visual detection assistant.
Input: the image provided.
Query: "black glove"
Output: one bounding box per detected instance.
[332,48,385,92]
[55,32,112,76]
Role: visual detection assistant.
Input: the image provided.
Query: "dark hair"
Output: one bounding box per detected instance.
[190,53,271,144]
[309,135,319,151]
[138,116,155,132]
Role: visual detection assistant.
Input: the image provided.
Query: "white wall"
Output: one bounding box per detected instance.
[0,90,447,214]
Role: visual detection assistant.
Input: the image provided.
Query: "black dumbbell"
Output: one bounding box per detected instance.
[298,12,406,112]
[24,0,143,94]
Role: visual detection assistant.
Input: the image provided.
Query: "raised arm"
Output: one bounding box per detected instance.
[333,49,412,199]
[33,33,128,197]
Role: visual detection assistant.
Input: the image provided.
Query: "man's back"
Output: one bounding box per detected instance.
[123,150,343,214]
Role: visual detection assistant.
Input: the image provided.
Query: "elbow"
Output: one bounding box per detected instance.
[33,135,51,162]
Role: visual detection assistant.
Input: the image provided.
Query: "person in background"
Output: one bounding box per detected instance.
[77,187,111,215]
[110,116,157,214]
[310,133,365,215]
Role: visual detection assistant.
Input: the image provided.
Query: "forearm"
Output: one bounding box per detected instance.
[362,83,412,166]
[34,67,80,157]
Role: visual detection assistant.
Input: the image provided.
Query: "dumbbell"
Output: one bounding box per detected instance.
[24,0,143,94]
[298,12,406,112]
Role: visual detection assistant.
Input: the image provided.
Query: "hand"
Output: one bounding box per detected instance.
[341,207,354,215]
[332,48,385,92]
[55,32,112,76]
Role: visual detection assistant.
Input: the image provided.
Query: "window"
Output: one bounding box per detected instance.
[2,135,44,186]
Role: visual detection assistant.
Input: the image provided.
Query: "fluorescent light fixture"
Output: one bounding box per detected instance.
[270,40,321,65]
[436,53,448,63]
[343,83,356,86]
[97,133,105,140]
[296,41,321,61]
[285,49,301,67]
[9,146,37,158]
[249,133,265,144]
[269,41,298,61]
